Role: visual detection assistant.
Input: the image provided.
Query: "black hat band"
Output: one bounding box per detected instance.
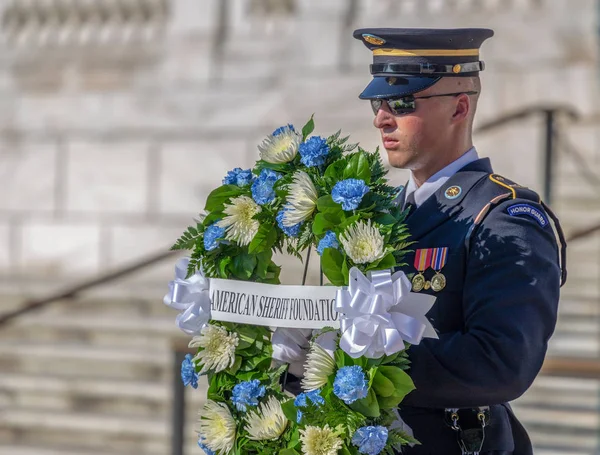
[370,61,485,76]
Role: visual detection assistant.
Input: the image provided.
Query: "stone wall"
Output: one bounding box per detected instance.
[0,0,597,299]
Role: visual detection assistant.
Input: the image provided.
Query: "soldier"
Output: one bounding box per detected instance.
[354,28,566,455]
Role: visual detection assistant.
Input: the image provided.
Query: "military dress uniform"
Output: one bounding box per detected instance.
[354,28,567,455]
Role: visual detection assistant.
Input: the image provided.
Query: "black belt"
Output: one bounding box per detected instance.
[444,407,491,455]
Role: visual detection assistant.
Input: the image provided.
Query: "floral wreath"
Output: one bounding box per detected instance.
[165,117,437,455]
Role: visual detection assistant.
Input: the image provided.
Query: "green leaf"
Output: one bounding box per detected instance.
[338,214,360,232]
[374,213,398,226]
[324,160,347,182]
[312,213,335,235]
[301,115,315,141]
[334,348,347,369]
[219,257,232,278]
[279,450,300,455]
[371,252,397,271]
[227,355,242,375]
[204,185,243,212]
[317,195,342,214]
[376,393,405,410]
[249,224,277,254]
[321,248,345,286]
[281,399,298,423]
[372,370,395,397]
[350,388,380,417]
[231,253,257,280]
[343,153,371,183]
[378,366,415,402]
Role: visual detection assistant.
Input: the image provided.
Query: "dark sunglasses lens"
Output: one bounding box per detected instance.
[370,99,383,115]
[388,97,416,114]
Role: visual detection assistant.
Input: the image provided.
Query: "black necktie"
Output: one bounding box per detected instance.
[404,192,416,217]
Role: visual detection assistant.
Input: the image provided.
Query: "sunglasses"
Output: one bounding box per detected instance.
[370,91,479,116]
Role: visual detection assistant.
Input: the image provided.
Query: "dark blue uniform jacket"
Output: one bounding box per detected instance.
[396,158,565,454]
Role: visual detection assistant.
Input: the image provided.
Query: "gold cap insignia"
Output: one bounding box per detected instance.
[445,186,462,199]
[363,34,386,46]
[452,64,462,74]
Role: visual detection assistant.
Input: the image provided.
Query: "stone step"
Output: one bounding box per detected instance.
[0,408,198,455]
[0,313,188,349]
[0,373,206,417]
[0,342,170,381]
[0,446,120,455]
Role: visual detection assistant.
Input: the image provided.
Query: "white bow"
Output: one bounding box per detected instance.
[335,267,437,359]
[163,258,212,336]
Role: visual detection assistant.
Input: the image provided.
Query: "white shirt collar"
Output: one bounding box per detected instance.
[404,147,479,208]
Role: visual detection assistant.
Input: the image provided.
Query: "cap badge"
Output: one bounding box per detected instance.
[445,186,462,199]
[363,34,386,46]
[452,64,462,74]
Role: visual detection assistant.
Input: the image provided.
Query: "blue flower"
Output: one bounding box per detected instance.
[333,365,368,404]
[223,167,254,187]
[317,230,340,255]
[294,389,325,422]
[272,124,295,136]
[352,426,389,455]
[197,437,216,455]
[299,136,330,167]
[231,379,266,412]
[276,207,303,237]
[251,169,282,205]
[332,179,370,211]
[181,354,199,389]
[203,223,226,251]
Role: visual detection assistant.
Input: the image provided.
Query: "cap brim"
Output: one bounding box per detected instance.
[358,76,442,99]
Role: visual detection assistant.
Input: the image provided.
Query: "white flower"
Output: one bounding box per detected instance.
[258,128,302,164]
[196,400,237,454]
[339,220,386,264]
[244,396,288,441]
[300,425,343,455]
[283,171,319,226]
[217,195,261,246]
[302,342,336,392]
[190,325,239,374]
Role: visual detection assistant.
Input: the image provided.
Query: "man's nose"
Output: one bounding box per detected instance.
[373,105,395,129]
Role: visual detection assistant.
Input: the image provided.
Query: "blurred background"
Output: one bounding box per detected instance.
[0,0,598,454]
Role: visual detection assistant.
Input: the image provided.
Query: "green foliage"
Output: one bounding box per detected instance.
[302,115,315,141]
[204,185,244,212]
[170,117,420,454]
[171,222,204,251]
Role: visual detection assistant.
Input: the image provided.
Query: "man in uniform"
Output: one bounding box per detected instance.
[353,28,566,455]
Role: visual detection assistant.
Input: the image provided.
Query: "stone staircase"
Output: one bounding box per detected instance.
[0,294,206,455]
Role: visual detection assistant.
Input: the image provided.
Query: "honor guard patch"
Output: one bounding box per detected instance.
[507,204,548,227]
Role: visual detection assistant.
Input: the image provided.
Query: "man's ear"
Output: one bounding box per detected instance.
[452,94,471,123]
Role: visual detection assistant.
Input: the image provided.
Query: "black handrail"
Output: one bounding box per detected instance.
[0,250,178,327]
[474,104,578,134]
[474,104,579,205]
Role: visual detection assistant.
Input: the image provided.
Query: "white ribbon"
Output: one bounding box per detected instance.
[335,267,438,359]
[163,257,212,336]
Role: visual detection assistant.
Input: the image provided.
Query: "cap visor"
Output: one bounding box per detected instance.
[358,76,441,99]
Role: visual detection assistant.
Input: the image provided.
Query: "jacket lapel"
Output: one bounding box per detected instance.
[403,158,493,241]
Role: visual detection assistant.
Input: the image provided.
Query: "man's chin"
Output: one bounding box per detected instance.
[384,148,411,169]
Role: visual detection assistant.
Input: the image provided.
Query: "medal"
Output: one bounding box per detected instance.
[412,248,432,292]
[412,273,426,292]
[430,247,448,292]
[431,272,446,292]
